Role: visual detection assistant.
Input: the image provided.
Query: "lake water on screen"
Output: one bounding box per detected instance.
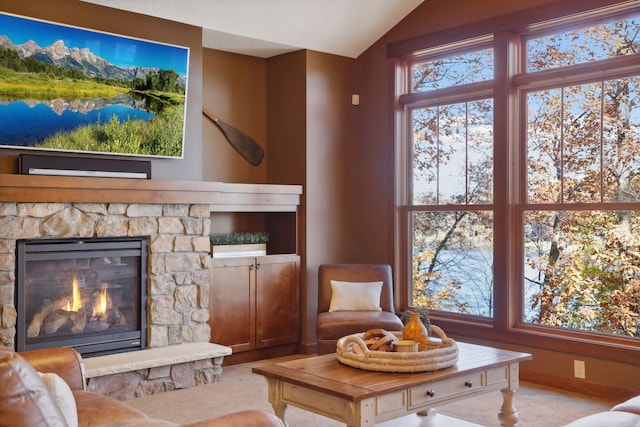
[0,98,155,146]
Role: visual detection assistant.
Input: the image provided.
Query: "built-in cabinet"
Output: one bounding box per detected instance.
[204,183,301,357]
[209,254,300,352]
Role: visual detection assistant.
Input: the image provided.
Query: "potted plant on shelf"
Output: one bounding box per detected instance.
[210,232,269,258]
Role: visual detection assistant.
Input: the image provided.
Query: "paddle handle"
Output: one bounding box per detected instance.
[202,108,264,166]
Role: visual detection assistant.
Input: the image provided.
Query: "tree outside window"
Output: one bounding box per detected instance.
[400,7,640,341]
[407,46,495,317]
[523,15,640,337]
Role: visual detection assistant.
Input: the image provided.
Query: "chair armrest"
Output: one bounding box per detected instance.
[20,347,86,391]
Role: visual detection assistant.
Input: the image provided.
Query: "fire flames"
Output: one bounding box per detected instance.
[27,275,125,339]
[66,275,82,312]
[64,275,110,318]
[93,287,109,318]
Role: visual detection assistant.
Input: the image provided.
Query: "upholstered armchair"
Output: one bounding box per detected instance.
[316,263,404,355]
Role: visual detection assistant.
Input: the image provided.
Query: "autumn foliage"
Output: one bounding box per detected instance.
[408,13,640,338]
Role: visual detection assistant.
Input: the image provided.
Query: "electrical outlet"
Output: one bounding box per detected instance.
[574,360,586,379]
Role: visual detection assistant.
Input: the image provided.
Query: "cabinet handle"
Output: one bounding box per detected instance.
[256,263,261,270]
[426,389,435,397]
[249,264,255,271]
[464,380,473,388]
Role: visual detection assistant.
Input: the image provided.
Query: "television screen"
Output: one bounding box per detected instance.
[0,12,189,159]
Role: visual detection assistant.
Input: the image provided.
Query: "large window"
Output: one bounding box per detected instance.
[404,43,495,317]
[522,14,640,337]
[396,3,640,348]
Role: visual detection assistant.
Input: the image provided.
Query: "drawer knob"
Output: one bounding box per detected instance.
[464,380,473,388]
[426,389,435,397]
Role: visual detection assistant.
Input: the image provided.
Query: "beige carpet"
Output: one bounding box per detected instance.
[127,355,618,426]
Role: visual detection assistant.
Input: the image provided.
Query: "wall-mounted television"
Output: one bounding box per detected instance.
[0,12,189,159]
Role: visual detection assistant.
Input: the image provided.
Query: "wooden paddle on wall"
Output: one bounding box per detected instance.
[202,107,265,166]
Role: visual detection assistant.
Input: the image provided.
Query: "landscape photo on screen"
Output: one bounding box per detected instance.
[0,12,189,158]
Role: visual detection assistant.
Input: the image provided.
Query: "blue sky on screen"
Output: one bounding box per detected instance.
[0,12,188,76]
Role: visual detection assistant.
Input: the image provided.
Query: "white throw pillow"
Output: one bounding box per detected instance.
[329,280,383,312]
[39,372,79,427]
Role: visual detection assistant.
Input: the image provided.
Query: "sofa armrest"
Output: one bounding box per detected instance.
[612,396,640,415]
[20,347,86,391]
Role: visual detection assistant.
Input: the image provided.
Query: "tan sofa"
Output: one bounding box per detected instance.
[0,347,284,427]
[563,395,640,427]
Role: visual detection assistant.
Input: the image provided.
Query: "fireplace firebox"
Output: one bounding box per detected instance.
[15,237,147,357]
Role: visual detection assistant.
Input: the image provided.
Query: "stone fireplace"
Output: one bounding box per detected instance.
[0,174,301,399]
[0,200,212,347]
[0,199,217,398]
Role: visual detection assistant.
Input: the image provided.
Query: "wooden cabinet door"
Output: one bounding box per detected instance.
[209,257,256,352]
[255,254,300,348]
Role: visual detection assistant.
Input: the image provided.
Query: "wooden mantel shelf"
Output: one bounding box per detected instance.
[0,174,302,212]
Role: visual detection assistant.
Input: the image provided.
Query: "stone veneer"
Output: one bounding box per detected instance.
[0,201,220,398]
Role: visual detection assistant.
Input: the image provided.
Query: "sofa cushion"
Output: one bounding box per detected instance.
[40,372,79,427]
[613,396,640,415]
[329,280,382,312]
[563,410,640,427]
[317,310,404,340]
[0,348,68,427]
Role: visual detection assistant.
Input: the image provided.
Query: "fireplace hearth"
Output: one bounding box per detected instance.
[16,237,147,357]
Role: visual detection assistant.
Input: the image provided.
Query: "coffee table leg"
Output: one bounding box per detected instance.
[265,377,289,426]
[498,388,519,427]
[272,402,289,427]
[348,398,375,427]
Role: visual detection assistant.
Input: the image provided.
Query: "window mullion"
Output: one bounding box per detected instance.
[465,103,470,204]
[599,82,605,203]
[560,86,565,204]
[436,109,441,205]
[494,30,516,330]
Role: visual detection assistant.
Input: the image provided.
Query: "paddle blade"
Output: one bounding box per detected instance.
[203,109,265,166]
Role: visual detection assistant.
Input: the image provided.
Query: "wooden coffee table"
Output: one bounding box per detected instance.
[252,342,532,427]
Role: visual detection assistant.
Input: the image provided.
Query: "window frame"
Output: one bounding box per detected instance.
[402,40,496,317]
[392,0,640,364]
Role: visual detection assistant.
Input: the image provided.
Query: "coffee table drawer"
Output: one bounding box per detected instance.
[409,372,483,408]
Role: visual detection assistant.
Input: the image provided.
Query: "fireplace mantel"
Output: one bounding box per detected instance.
[0,174,301,212]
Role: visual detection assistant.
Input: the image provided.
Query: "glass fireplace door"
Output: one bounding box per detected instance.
[16,237,147,357]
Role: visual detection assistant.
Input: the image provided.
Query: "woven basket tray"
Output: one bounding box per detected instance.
[336,325,458,373]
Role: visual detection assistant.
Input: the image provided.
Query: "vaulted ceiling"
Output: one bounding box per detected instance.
[81,0,425,58]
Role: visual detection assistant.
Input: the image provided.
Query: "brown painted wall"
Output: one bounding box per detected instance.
[0,0,203,181]
[202,49,267,183]
[266,51,307,188]
[263,50,359,348]
[266,51,309,345]
[304,51,357,347]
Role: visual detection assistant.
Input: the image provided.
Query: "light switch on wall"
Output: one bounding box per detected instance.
[574,360,586,379]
